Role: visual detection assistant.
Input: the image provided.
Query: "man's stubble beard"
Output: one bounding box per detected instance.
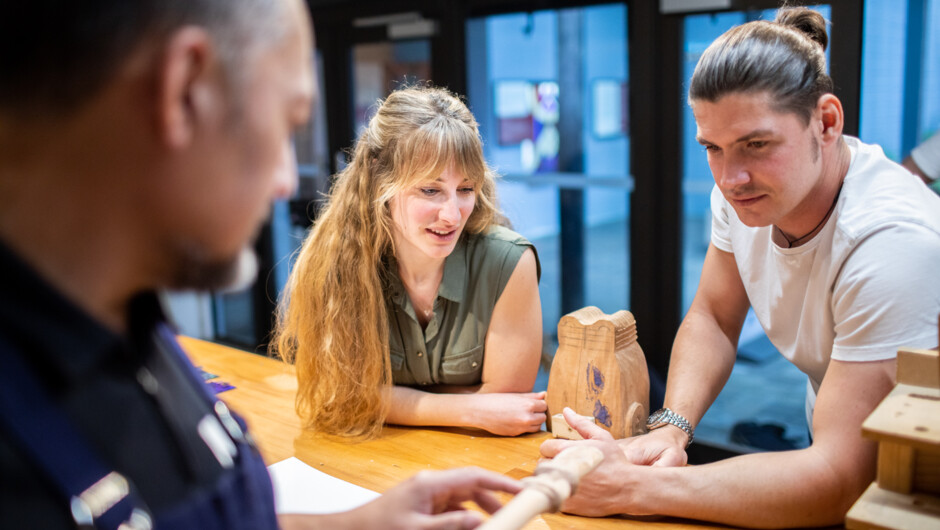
[170,243,259,293]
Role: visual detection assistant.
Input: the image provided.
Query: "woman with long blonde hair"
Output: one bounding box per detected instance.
[272,86,545,439]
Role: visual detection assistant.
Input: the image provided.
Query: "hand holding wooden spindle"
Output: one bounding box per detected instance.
[478,445,604,530]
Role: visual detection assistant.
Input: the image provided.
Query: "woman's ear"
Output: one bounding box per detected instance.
[154,27,217,149]
[815,93,844,147]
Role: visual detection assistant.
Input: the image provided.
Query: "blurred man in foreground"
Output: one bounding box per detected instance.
[0,1,518,528]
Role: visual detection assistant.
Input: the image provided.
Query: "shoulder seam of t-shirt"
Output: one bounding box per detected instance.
[831,331,939,360]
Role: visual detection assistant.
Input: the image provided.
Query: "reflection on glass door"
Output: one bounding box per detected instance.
[860,0,940,198]
[466,4,630,390]
[681,7,831,452]
[352,40,430,134]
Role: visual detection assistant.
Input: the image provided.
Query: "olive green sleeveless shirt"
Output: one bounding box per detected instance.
[385,225,540,387]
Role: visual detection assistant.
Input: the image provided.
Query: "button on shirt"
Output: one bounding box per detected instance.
[385,226,540,387]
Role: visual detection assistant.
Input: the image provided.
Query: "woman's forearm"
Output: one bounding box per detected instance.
[387,385,547,436]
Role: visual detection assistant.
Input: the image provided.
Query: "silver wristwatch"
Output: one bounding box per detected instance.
[647,408,694,448]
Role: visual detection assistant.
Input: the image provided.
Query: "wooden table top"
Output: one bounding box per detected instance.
[179,335,728,529]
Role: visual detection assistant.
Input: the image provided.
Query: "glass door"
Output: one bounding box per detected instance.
[860,0,940,192]
[352,40,431,134]
[465,4,631,391]
[344,12,436,161]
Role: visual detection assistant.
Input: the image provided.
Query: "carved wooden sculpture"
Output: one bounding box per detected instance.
[546,307,649,439]
[478,446,604,530]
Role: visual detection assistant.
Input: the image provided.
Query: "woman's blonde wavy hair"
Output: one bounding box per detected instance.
[271,85,502,439]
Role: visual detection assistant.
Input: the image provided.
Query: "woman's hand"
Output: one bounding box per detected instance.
[465,391,547,436]
[388,387,546,436]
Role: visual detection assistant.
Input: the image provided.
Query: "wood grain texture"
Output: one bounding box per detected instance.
[846,482,940,529]
[896,348,940,388]
[849,341,940,528]
[877,442,915,494]
[914,450,940,496]
[862,387,940,450]
[179,336,732,529]
[545,307,649,439]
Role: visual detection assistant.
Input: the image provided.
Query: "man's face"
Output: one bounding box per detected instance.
[167,0,315,290]
[692,91,823,229]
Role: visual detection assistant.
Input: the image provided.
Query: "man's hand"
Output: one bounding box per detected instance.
[538,408,645,517]
[544,407,687,467]
[282,467,522,530]
[542,407,615,447]
[618,426,688,467]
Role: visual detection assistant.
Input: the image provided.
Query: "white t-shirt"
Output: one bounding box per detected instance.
[911,132,940,182]
[711,136,940,423]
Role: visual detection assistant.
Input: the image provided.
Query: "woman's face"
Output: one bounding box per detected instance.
[389,165,476,263]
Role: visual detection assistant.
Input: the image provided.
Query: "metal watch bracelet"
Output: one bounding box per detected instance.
[646,407,694,448]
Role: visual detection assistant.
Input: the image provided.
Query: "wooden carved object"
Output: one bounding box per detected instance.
[478,446,604,530]
[550,413,594,440]
[546,307,649,439]
[846,314,940,529]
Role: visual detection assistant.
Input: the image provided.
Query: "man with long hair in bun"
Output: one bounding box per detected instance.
[541,6,940,527]
[272,86,546,439]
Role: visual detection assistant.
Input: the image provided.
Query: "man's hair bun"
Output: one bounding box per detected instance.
[775,7,828,52]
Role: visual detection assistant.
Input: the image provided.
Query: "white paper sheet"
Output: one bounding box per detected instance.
[267,457,380,514]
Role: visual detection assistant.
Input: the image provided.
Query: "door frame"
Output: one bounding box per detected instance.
[304,1,865,459]
[634,0,862,461]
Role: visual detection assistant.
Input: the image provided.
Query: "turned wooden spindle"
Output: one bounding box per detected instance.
[478,446,604,530]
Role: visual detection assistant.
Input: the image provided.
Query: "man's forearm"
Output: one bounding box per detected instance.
[632,446,866,528]
[635,358,890,527]
[662,309,739,426]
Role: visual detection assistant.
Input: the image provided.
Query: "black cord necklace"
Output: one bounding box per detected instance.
[775,182,844,248]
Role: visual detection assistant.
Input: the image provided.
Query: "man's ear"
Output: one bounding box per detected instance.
[155,27,217,149]
[815,93,844,147]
